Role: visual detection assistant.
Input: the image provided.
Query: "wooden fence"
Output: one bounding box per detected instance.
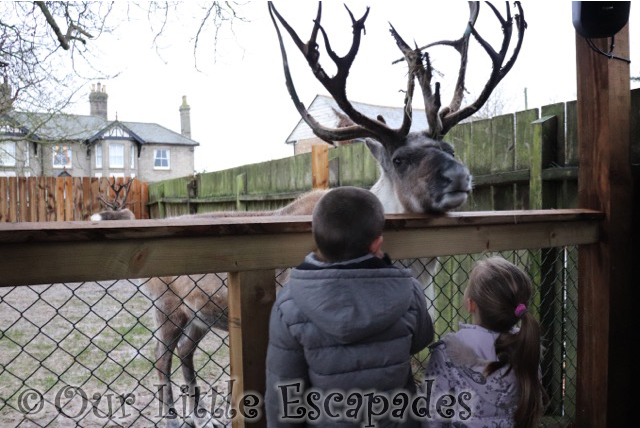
[144,86,639,216]
[0,177,149,222]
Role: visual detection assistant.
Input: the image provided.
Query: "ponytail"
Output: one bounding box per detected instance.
[468,257,545,428]
[485,312,544,428]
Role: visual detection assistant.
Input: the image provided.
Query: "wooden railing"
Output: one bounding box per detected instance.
[0,210,602,427]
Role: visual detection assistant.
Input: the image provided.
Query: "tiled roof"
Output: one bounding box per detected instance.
[3,112,199,146]
[285,95,429,143]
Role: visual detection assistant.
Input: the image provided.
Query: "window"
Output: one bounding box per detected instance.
[110,172,125,178]
[130,172,136,179]
[94,172,103,178]
[130,147,135,168]
[95,144,103,168]
[154,149,170,170]
[53,145,72,168]
[0,142,16,166]
[109,143,124,168]
[0,171,17,177]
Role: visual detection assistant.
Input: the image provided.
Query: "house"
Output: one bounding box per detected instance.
[285,94,429,155]
[0,83,198,182]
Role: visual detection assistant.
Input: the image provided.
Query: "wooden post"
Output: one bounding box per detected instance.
[311,145,329,190]
[530,115,563,415]
[575,26,632,427]
[228,270,276,428]
[236,173,247,212]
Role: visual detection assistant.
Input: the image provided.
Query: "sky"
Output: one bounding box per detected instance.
[66,2,640,173]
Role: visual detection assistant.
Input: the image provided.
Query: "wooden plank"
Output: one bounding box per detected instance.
[72,177,83,221]
[236,173,247,212]
[0,209,603,242]
[55,177,64,221]
[0,177,7,222]
[575,26,632,428]
[28,177,37,222]
[18,177,27,222]
[82,178,92,221]
[141,181,149,219]
[8,177,17,222]
[515,108,540,209]
[37,177,47,222]
[541,102,566,165]
[46,177,56,222]
[0,216,601,287]
[228,269,276,428]
[470,118,492,175]
[311,145,329,190]
[91,177,101,216]
[491,114,515,210]
[64,176,73,221]
[530,116,558,211]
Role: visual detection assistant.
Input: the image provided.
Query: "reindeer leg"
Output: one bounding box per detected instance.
[177,321,223,428]
[155,311,187,428]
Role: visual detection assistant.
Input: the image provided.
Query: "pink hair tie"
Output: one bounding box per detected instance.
[515,304,527,318]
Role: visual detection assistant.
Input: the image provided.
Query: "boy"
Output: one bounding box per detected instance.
[265,186,434,427]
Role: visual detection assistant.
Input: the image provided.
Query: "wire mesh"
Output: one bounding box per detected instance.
[0,247,578,427]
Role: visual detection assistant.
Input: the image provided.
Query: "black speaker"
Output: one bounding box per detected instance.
[572,2,630,38]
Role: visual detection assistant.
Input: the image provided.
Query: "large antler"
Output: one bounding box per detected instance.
[392,1,526,140]
[268,2,415,149]
[98,178,134,211]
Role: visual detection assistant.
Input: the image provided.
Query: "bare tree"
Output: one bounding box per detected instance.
[0,2,245,116]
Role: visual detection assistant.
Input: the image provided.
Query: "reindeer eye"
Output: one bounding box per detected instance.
[393,157,410,170]
[440,143,455,157]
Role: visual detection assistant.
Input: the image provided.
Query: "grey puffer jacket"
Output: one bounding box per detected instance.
[265,253,434,427]
[422,324,518,428]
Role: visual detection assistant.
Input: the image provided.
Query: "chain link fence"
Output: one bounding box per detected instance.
[0,247,577,427]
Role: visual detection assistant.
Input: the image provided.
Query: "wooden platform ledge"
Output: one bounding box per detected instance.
[0,209,602,287]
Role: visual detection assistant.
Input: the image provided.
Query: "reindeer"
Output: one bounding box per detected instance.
[92,3,526,427]
[91,177,135,220]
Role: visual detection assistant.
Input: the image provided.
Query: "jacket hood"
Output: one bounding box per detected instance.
[288,253,415,344]
[441,324,518,410]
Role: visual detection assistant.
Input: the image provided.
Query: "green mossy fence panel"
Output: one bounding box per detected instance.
[541,102,566,166]
[491,114,515,210]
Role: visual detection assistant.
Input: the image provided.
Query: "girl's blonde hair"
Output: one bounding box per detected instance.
[467,257,544,428]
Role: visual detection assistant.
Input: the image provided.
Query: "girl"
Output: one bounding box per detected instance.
[423,257,544,428]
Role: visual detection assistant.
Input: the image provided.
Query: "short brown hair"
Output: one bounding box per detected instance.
[312,187,384,262]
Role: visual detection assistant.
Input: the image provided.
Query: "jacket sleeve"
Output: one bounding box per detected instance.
[265,295,309,427]
[409,279,434,355]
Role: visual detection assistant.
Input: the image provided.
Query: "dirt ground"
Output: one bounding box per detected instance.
[0,278,230,427]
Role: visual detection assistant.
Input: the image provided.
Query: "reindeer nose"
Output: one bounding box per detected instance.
[442,162,471,191]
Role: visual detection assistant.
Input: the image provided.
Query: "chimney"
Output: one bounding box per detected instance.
[179,95,191,139]
[89,82,108,119]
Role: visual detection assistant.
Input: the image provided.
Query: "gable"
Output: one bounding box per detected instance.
[285,95,429,144]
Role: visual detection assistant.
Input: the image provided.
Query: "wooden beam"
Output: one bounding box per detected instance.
[311,145,329,190]
[228,270,276,428]
[575,25,633,427]
[0,211,602,287]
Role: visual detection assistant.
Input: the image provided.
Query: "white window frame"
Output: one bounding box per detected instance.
[130,146,135,168]
[95,144,103,168]
[0,171,17,177]
[153,149,171,170]
[0,141,17,167]
[94,172,103,178]
[109,143,124,169]
[110,172,125,178]
[52,145,72,169]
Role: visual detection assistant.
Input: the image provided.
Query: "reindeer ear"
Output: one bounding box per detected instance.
[365,138,388,164]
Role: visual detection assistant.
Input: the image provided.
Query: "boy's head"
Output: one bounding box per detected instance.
[312,187,385,262]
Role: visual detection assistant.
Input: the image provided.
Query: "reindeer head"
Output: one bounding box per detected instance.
[268,2,526,213]
[91,178,135,221]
